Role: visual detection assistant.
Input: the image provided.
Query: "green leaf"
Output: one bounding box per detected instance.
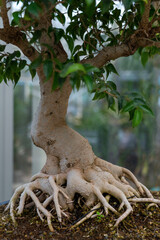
[12,11,20,24]
[43,59,53,80]
[19,60,27,70]
[132,108,143,127]
[122,100,135,112]
[30,55,42,69]
[84,64,100,73]
[10,51,21,58]
[75,78,81,90]
[122,0,134,10]
[118,96,124,112]
[13,72,21,86]
[92,92,99,100]
[92,92,105,100]
[101,0,112,13]
[139,104,154,116]
[84,0,95,17]
[68,5,73,19]
[83,75,93,92]
[23,12,32,21]
[0,74,4,83]
[27,2,42,17]
[106,81,117,90]
[0,44,6,51]
[141,52,149,66]
[5,67,12,79]
[112,8,121,19]
[70,72,82,90]
[140,1,145,15]
[134,97,146,105]
[30,30,42,44]
[73,45,81,55]
[66,35,74,52]
[60,63,86,78]
[127,91,143,99]
[105,63,119,77]
[53,28,64,43]
[85,0,94,6]
[129,109,135,120]
[52,72,59,90]
[52,71,65,91]
[56,9,66,25]
[29,68,36,79]
[10,60,18,72]
[16,51,21,57]
[108,95,115,110]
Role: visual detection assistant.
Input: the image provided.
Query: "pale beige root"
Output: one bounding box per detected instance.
[129,198,160,204]
[82,167,133,227]
[66,164,160,228]
[70,203,101,229]
[6,173,71,232]
[48,175,70,222]
[6,156,160,231]
[65,166,160,227]
[71,195,110,229]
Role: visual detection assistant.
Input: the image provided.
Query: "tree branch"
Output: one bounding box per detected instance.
[138,38,160,48]
[81,44,133,67]
[0,0,39,62]
[1,0,10,28]
[82,1,160,68]
[0,27,38,61]
[140,0,151,29]
[0,28,7,42]
[81,32,160,68]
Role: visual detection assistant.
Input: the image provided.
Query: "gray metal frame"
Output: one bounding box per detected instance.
[0,82,13,202]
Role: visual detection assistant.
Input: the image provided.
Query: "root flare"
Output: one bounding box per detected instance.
[6,158,160,231]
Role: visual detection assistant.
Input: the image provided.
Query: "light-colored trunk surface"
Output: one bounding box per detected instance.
[31,67,95,171]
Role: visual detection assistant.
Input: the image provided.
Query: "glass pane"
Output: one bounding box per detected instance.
[14,80,32,189]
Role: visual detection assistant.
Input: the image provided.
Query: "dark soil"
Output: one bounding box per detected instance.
[0,192,160,240]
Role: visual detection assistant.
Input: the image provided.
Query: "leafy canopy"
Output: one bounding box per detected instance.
[0,0,158,127]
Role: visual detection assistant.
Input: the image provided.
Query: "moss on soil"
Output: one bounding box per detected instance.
[0,192,160,240]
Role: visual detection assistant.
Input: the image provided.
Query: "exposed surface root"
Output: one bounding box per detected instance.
[6,158,160,231]
[5,173,71,232]
[70,203,101,229]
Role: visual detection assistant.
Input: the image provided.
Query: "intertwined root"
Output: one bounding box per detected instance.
[5,160,160,231]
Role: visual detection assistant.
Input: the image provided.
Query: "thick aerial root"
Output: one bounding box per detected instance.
[6,162,160,231]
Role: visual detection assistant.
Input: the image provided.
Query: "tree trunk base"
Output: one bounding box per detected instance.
[5,158,160,232]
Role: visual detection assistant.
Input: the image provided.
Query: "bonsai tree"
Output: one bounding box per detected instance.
[1,0,160,231]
